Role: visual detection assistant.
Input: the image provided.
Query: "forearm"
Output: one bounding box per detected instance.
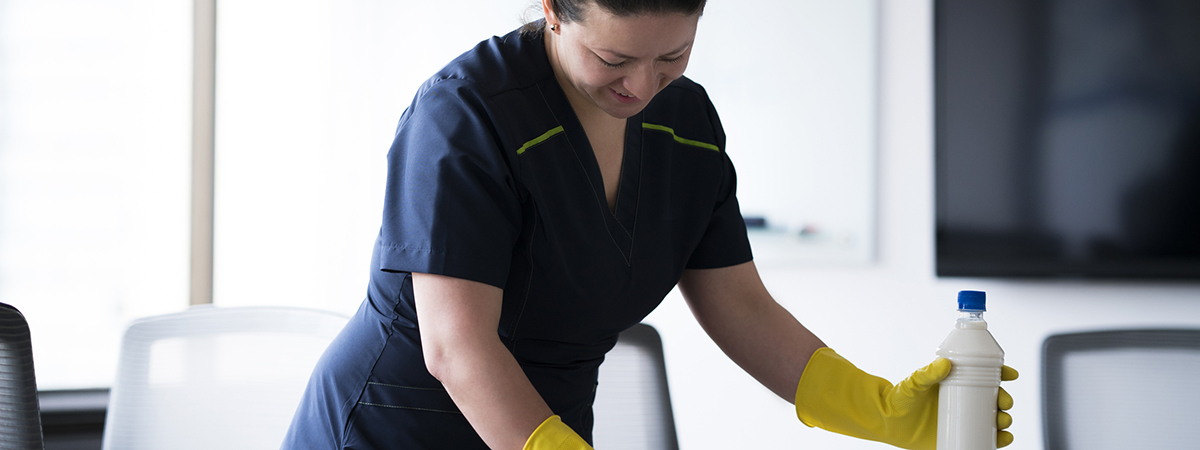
[412,272,555,450]
[679,262,826,401]
[426,335,553,450]
[698,294,825,400]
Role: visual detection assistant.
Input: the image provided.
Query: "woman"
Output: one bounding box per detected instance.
[282,1,1016,449]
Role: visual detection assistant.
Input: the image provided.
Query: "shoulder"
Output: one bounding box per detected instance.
[419,27,553,102]
[396,27,554,138]
[642,76,725,150]
[644,76,720,125]
[659,76,712,101]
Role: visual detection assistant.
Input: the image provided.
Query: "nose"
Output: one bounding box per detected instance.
[624,63,664,100]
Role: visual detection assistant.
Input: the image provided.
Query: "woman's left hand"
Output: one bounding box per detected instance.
[997,365,1019,447]
[794,349,1019,450]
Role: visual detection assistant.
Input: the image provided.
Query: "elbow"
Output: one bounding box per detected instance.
[422,341,454,383]
[421,332,497,384]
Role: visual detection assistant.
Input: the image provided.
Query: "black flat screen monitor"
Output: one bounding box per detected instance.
[935,0,1200,279]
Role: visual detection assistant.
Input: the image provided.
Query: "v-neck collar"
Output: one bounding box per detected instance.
[537,77,643,264]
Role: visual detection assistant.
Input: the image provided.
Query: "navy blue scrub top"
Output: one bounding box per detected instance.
[283,25,752,450]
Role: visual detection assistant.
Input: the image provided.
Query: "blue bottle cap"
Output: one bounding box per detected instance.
[957,290,986,311]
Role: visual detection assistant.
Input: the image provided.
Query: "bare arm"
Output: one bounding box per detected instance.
[677,260,827,401]
[412,272,554,450]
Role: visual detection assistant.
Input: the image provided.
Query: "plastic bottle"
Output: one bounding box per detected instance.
[936,290,1004,450]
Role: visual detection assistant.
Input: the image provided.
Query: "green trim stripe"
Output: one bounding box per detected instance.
[516,126,565,155]
[642,123,720,152]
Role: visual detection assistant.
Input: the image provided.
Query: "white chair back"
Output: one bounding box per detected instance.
[102,306,348,450]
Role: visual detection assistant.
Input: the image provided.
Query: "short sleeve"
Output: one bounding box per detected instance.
[375,80,523,289]
[685,96,754,269]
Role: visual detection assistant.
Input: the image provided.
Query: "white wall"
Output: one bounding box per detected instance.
[642,1,1200,450]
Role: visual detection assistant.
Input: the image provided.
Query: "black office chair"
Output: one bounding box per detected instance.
[0,302,45,449]
[1042,329,1200,450]
[592,323,679,450]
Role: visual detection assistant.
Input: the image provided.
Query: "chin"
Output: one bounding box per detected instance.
[600,100,650,120]
[604,108,642,120]
[584,89,651,120]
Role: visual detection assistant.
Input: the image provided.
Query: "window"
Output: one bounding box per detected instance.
[0,0,192,389]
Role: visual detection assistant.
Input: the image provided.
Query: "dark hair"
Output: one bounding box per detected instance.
[521,0,706,35]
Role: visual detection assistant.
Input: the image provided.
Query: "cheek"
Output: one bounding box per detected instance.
[667,59,691,79]
[657,65,687,89]
[577,66,620,91]
[561,54,596,84]
[664,65,686,82]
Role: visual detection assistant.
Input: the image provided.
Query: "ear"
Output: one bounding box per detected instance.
[542,0,560,32]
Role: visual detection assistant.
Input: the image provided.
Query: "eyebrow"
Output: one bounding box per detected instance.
[600,41,693,60]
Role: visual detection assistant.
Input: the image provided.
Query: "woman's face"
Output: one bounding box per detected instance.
[547,3,700,120]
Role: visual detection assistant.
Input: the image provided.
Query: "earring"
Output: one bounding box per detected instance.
[549,24,559,32]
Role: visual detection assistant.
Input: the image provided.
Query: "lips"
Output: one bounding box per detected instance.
[610,88,639,104]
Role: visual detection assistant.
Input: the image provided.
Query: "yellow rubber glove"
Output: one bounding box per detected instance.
[523,415,594,450]
[795,347,1018,450]
[997,365,1019,447]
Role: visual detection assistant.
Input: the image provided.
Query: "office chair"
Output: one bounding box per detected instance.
[101,306,348,450]
[1042,329,1200,450]
[593,323,680,450]
[0,302,44,450]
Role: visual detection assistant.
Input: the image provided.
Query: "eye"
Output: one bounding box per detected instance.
[660,54,686,64]
[598,56,626,68]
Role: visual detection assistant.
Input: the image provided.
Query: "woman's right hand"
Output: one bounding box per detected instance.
[523,415,595,450]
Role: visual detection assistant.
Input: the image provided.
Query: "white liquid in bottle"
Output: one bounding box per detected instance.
[936,290,1004,450]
